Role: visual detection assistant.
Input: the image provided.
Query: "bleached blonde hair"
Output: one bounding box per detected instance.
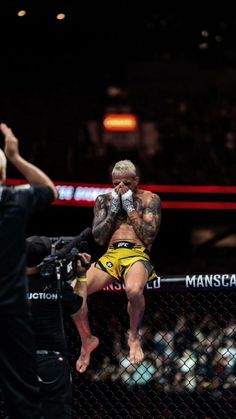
[0,149,7,182]
[112,159,137,178]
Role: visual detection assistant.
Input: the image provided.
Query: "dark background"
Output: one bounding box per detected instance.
[1,3,236,275]
[1,5,236,418]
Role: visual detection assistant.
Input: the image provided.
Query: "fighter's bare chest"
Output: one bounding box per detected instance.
[114,196,143,224]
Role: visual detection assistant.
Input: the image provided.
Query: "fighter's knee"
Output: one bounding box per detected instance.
[125,285,143,300]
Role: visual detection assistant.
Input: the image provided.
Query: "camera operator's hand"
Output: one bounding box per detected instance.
[76,253,91,276]
[0,123,57,198]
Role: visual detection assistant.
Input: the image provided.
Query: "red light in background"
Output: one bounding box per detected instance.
[6,179,236,210]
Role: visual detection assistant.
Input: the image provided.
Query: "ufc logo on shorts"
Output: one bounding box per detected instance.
[117,242,129,247]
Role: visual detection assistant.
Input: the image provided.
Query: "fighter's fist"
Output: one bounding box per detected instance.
[121,189,135,213]
[0,123,19,161]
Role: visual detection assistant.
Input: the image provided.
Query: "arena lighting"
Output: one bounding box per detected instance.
[56,13,66,20]
[6,179,236,210]
[17,10,26,17]
[103,113,138,132]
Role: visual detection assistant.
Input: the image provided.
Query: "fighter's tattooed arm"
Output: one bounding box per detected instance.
[92,194,118,245]
[128,193,161,249]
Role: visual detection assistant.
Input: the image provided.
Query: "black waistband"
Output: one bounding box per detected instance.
[110,241,139,249]
[109,241,150,256]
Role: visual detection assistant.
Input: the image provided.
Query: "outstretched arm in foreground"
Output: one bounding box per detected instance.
[0,123,57,199]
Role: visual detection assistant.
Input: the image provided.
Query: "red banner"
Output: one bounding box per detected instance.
[6,179,236,210]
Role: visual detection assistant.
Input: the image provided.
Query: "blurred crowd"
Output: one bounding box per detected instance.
[83,296,236,396]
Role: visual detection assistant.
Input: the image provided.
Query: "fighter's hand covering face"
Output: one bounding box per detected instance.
[111,176,161,249]
[120,190,135,213]
[113,180,135,213]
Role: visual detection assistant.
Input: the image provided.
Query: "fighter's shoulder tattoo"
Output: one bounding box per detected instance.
[133,191,161,215]
[94,193,110,215]
[144,193,161,215]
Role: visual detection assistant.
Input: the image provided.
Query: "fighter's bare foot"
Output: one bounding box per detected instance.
[76,336,99,373]
[128,332,144,364]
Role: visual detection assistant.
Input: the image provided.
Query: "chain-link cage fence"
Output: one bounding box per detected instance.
[68,277,236,419]
[1,275,236,418]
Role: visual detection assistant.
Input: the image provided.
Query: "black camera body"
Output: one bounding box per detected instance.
[38,228,92,284]
[39,248,81,282]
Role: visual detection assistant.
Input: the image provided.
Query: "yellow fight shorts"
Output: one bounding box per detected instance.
[95,241,157,283]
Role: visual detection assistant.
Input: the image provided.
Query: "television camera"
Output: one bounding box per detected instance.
[38,227,92,283]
